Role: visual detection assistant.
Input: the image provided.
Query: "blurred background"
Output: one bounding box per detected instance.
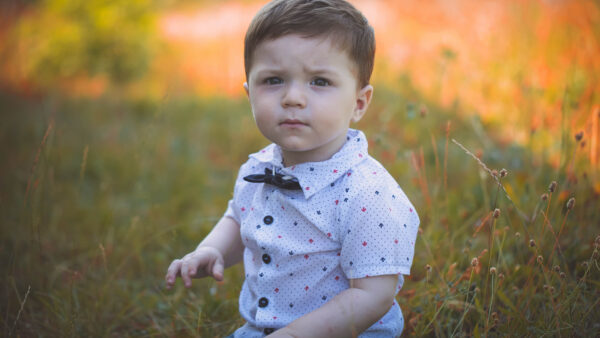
[1,0,599,336]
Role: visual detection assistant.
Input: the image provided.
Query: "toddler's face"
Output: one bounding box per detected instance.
[245,34,372,167]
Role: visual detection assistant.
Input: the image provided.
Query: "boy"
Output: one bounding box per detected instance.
[165,0,419,336]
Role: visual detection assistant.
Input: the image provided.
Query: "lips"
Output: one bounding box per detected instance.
[280,119,307,126]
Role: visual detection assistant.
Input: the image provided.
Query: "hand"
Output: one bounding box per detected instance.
[165,246,225,289]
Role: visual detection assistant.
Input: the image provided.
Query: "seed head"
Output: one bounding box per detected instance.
[553,265,560,273]
[498,273,505,281]
[575,131,584,142]
[543,284,549,291]
[425,264,432,272]
[560,272,566,279]
[566,197,575,210]
[491,169,498,177]
[582,261,589,268]
[549,181,557,193]
[537,255,543,264]
[500,168,508,178]
[493,208,501,218]
[490,267,497,275]
[593,250,598,259]
[549,286,555,294]
[471,257,479,267]
[491,312,498,319]
[541,193,548,201]
[529,239,536,247]
[515,232,521,238]
[474,287,480,294]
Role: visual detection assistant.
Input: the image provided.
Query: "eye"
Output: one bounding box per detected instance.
[264,77,283,85]
[310,78,330,87]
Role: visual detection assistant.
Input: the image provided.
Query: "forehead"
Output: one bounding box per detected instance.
[250,34,358,76]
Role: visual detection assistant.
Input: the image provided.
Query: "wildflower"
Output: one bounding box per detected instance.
[425,264,432,272]
[491,312,498,320]
[490,267,497,274]
[474,287,480,294]
[582,261,589,268]
[566,197,575,210]
[560,272,566,279]
[529,239,536,247]
[549,181,557,193]
[575,131,583,142]
[549,286,555,294]
[503,226,509,232]
[541,193,548,201]
[543,284,549,291]
[471,257,479,267]
[553,265,560,273]
[515,232,521,238]
[419,106,427,118]
[500,168,507,178]
[493,208,501,218]
[498,273,505,281]
[537,255,543,264]
[491,169,498,177]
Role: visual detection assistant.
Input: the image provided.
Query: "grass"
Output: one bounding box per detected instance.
[1,80,599,337]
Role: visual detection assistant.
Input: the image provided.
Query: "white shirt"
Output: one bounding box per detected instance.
[225,129,419,337]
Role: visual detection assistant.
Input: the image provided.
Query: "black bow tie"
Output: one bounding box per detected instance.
[243,168,302,190]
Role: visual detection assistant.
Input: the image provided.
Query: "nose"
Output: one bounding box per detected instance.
[281,82,306,108]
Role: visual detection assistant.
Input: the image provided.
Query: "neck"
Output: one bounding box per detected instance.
[281,133,348,167]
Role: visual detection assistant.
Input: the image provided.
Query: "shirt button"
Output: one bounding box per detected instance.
[263,215,274,225]
[264,328,275,334]
[262,254,271,264]
[258,297,269,308]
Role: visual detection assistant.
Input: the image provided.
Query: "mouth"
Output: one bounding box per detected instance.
[280,119,307,126]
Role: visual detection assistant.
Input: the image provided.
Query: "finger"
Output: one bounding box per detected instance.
[181,260,192,288]
[212,256,225,281]
[165,259,182,289]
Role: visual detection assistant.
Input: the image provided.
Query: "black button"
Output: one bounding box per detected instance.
[264,328,275,334]
[263,215,274,225]
[258,297,269,308]
[262,254,271,264]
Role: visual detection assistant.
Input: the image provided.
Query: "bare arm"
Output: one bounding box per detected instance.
[165,216,244,288]
[270,274,398,338]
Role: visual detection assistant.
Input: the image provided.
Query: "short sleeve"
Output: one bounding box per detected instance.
[222,158,257,225]
[339,181,419,279]
[223,199,241,224]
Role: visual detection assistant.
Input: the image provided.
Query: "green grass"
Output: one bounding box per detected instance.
[1,82,599,337]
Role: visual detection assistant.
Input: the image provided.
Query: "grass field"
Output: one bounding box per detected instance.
[1,77,598,337]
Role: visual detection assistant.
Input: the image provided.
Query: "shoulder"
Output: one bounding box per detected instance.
[342,155,419,221]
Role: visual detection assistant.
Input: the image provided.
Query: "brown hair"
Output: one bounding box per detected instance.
[244,0,375,88]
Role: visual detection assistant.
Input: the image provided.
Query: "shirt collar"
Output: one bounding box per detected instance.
[248,129,369,199]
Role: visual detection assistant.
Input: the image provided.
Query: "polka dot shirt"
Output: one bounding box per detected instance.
[225,129,419,337]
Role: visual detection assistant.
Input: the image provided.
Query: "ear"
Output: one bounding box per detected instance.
[351,84,373,123]
[243,82,250,97]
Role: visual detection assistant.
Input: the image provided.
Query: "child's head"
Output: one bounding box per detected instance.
[244,0,375,88]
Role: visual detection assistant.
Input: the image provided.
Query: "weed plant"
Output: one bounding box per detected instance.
[1,82,598,336]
